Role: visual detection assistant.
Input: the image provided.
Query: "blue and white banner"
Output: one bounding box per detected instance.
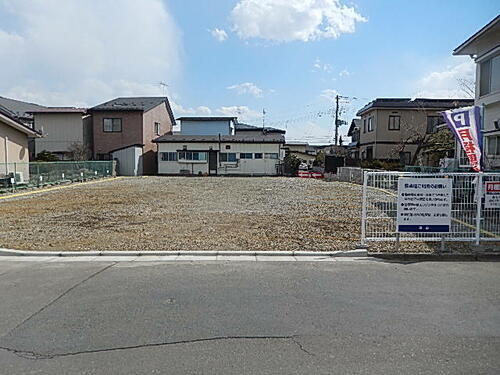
[441,106,483,172]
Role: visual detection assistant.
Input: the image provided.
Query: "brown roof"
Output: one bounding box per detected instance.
[29,107,87,114]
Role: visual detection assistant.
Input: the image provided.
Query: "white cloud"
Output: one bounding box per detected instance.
[320,89,339,101]
[216,106,261,122]
[209,28,229,42]
[231,0,366,42]
[0,0,182,106]
[227,82,264,97]
[339,69,350,77]
[312,58,333,73]
[285,121,332,144]
[170,102,213,116]
[413,58,476,99]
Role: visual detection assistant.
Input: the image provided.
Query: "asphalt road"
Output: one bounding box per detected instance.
[0,259,499,374]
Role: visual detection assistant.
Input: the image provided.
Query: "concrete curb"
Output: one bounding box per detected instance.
[0,248,367,258]
[369,253,500,262]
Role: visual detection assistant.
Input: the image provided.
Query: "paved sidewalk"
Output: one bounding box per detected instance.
[0,254,376,262]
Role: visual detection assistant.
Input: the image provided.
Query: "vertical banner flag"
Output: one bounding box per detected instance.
[441,106,483,172]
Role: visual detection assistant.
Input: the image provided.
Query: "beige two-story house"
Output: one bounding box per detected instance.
[453,15,500,169]
[30,108,90,160]
[355,98,473,165]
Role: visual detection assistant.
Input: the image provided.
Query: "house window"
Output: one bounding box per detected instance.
[399,152,411,165]
[225,145,231,150]
[388,115,400,130]
[367,117,374,132]
[487,135,500,156]
[160,152,177,161]
[366,147,373,160]
[363,119,367,133]
[220,152,237,162]
[103,118,122,132]
[178,151,207,161]
[254,153,263,159]
[265,153,279,159]
[427,116,444,133]
[480,54,500,97]
[240,153,253,159]
[154,122,161,135]
[96,153,111,161]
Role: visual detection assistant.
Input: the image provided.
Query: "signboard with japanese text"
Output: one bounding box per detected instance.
[397,178,453,233]
[485,181,500,209]
[441,106,482,172]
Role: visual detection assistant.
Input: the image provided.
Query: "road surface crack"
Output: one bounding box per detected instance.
[1,262,116,338]
[0,335,314,360]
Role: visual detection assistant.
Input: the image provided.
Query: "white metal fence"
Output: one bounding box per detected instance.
[361,171,500,245]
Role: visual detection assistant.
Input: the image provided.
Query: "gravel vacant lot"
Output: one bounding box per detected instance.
[0,177,364,252]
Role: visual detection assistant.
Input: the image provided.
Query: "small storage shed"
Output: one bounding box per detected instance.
[110,144,143,176]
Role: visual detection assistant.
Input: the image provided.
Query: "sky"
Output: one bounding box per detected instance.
[0,0,498,144]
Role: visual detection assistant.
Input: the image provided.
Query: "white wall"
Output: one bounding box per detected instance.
[157,141,283,176]
[180,120,232,136]
[112,146,143,176]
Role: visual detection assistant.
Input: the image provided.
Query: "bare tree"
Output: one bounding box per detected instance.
[68,142,90,161]
[457,78,475,99]
[389,100,458,166]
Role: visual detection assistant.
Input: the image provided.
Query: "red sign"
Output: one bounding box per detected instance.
[486,182,500,193]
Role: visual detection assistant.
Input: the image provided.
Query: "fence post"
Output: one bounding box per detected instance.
[360,171,368,246]
[475,172,483,245]
[13,162,17,191]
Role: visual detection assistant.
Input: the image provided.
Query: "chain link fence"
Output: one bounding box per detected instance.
[361,171,500,246]
[0,161,115,193]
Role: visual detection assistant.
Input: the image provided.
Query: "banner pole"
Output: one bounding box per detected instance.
[480,104,485,170]
[475,172,483,245]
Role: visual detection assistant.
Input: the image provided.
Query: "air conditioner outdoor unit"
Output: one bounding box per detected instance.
[9,172,24,184]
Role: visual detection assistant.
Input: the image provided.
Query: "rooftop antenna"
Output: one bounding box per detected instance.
[159,81,169,96]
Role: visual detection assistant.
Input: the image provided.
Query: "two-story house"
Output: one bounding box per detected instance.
[453,15,500,169]
[347,118,361,160]
[354,98,473,165]
[29,108,90,160]
[155,117,285,176]
[0,106,40,182]
[89,97,176,175]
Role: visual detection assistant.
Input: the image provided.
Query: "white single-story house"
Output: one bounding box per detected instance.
[154,134,285,176]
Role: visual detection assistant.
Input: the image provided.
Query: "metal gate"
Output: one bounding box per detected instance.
[361,171,500,245]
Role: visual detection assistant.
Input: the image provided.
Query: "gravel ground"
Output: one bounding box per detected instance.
[0,177,363,252]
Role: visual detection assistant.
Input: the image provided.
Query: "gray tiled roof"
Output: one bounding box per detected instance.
[356,98,474,116]
[0,96,46,121]
[91,96,176,124]
[235,123,286,134]
[153,134,285,143]
[177,116,237,121]
[0,106,41,135]
[91,97,165,111]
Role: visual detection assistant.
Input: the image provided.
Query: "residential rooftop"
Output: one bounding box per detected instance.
[0,96,46,121]
[153,134,285,144]
[28,107,87,114]
[453,15,500,56]
[356,98,475,116]
[176,116,237,121]
[91,96,176,124]
[0,106,41,136]
[235,122,286,134]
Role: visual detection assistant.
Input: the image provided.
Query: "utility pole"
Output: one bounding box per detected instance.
[334,95,339,146]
